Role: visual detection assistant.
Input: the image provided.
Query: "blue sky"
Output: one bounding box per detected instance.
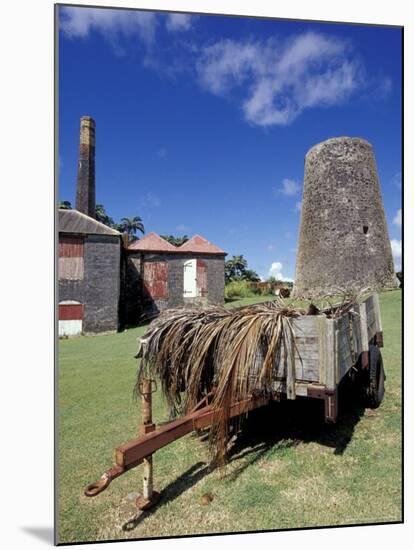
[58,6,402,279]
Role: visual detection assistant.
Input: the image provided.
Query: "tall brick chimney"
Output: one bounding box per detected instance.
[75,116,96,218]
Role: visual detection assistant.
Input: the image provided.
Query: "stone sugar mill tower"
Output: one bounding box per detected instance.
[293,137,396,297]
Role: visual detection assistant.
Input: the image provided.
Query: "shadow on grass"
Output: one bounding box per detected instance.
[122,378,366,531]
[225,377,367,480]
[122,461,211,532]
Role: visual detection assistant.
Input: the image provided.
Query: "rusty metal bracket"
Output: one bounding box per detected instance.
[307,384,326,400]
[360,350,369,369]
[324,389,338,423]
[306,384,338,423]
[376,331,384,348]
[138,378,157,395]
[136,489,161,510]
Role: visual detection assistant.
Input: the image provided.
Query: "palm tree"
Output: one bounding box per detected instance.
[160,235,189,246]
[225,255,248,283]
[95,204,115,227]
[119,216,145,242]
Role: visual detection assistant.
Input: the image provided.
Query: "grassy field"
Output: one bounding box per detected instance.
[57,290,402,543]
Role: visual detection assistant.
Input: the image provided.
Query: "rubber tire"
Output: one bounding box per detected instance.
[366,344,385,408]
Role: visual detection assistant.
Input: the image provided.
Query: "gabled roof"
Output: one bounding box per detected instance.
[128,232,226,255]
[128,232,177,252]
[59,209,121,236]
[178,235,226,255]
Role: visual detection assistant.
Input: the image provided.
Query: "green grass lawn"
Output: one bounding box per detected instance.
[57,290,402,543]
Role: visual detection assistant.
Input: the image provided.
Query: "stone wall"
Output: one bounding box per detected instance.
[293,137,397,297]
[59,234,121,333]
[125,252,225,324]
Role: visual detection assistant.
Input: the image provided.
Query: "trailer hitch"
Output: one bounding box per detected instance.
[85,465,125,497]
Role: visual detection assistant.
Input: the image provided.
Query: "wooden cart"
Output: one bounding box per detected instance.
[85,293,385,509]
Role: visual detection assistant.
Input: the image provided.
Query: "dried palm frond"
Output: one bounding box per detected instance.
[133,292,366,464]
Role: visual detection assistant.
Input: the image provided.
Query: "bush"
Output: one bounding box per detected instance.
[225,280,255,300]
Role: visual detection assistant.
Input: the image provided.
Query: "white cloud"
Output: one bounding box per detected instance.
[196,32,365,126]
[157,147,167,158]
[390,239,401,271]
[268,261,293,282]
[275,178,301,197]
[391,172,402,189]
[374,76,392,98]
[295,200,302,212]
[165,13,193,32]
[140,192,161,208]
[60,7,159,44]
[392,208,401,228]
[60,7,194,47]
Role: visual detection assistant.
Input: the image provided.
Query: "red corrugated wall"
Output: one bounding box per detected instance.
[59,236,84,257]
[143,261,168,299]
[197,260,208,297]
[59,235,84,280]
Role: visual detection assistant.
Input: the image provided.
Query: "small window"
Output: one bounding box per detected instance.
[59,236,84,280]
[363,225,369,235]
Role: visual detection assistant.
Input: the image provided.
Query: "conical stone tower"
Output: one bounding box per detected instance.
[293,137,396,297]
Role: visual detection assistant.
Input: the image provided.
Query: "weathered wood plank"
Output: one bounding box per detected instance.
[338,351,353,380]
[325,319,335,390]
[318,316,327,386]
[271,380,309,397]
[291,316,320,337]
[373,293,383,332]
[350,304,362,356]
[295,360,319,381]
[367,323,377,342]
[285,321,296,400]
[334,326,340,384]
[359,302,369,352]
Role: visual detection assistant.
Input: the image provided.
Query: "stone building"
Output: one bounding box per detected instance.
[58,210,122,335]
[293,137,396,297]
[124,232,226,323]
[59,116,226,334]
[58,116,122,336]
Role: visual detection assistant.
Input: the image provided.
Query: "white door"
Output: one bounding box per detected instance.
[183,259,197,297]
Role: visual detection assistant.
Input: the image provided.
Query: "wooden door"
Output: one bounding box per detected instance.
[183,259,197,297]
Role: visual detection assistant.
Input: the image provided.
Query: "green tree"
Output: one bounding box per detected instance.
[119,216,145,242]
[225,255,248,283]
[59,200,72,209]
[95,204,115,227]
[242,269,261,282]
[160,234,189,246]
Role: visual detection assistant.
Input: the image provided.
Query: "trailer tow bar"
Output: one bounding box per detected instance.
[84,390,273,505]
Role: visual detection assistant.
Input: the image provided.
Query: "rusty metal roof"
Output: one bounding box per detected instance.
[128,232,177,252]
[178,235,226,255]
[59,209,121,236]
[128,232,226,255]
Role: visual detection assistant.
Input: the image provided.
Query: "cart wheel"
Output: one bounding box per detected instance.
[366,345,385,408]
